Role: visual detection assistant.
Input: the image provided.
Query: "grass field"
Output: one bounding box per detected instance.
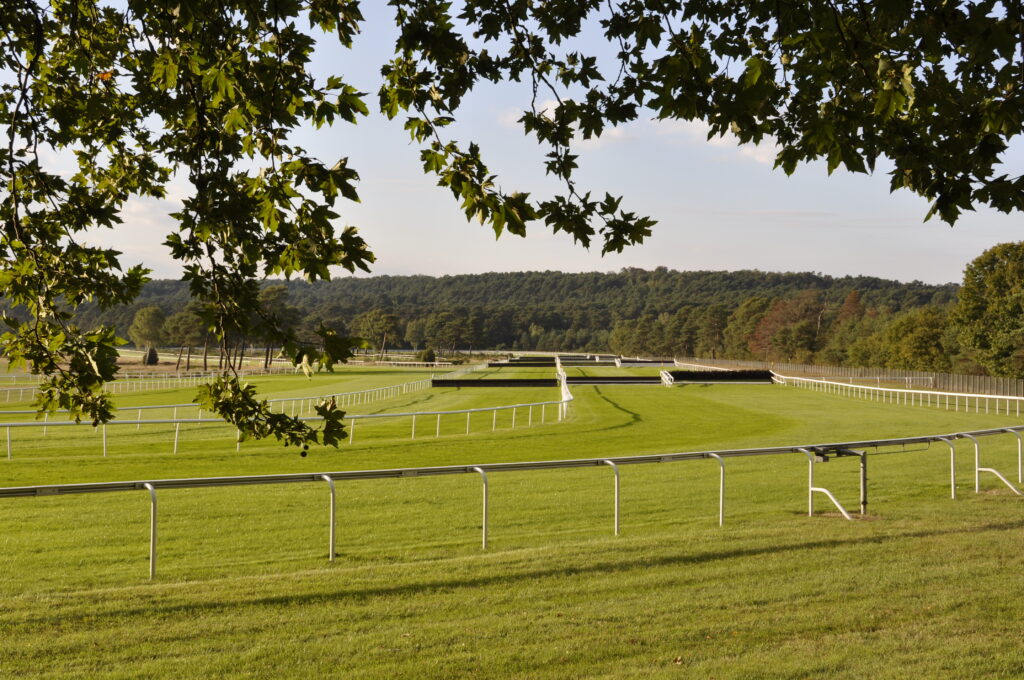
[564,366,663,377]
[2,365,1024,678]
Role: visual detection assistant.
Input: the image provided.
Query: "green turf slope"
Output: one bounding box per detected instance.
[1,372,1023,678]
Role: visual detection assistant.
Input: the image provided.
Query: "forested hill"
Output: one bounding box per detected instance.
[285,269,955,314]
[116,268,954,322]
[56,268,959,364]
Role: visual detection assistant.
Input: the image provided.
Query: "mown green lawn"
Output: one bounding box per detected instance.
[1,366,1023,678]
[564,366,664,377]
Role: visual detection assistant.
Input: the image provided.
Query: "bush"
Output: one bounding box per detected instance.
[143,347,159,365]
[416,347,436,363]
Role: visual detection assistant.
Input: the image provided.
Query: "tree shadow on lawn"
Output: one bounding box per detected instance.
[13,517,1024,626]
[590,386,643,430]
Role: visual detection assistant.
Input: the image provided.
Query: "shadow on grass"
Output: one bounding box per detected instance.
[12,518,1024,626]
[591,386,643,429]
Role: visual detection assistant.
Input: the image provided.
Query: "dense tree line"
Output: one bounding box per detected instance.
[31,268,971,371]
[608,290,975,374]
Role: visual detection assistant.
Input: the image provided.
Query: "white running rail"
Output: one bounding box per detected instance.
[0,364,570,457]
[774,373,1024,418]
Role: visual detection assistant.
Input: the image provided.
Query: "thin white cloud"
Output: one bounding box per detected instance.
[650,118,780,165]
[497,108,522,129]
[575,124,634,150]
[80,193,184,278]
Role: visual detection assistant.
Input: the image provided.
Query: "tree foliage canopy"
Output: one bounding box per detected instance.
[1,0,1020,443]
[955,242,1024,377]
[127,305,167,350]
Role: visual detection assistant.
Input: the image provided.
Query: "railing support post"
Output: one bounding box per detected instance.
[804,448,814,516]
[858,451,867,515]
[1003,428,1024,484]
[801,448,853,520]
[938,436,956,500]
[143,483,157,580]
[967,431,1023,496]
[603,460,620,536]
[967,432,982,494]
[320,475,336,561]
[708,453,725,526]
[472,467,488,549]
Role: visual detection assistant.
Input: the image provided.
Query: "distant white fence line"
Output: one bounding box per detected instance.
[3,422,1021,579]
[0,365,298,402]
[774,373,1024,418]
[0,360,467,402]
[0,362,488,419]
[674,357,1024,396]
[0,362,570,458]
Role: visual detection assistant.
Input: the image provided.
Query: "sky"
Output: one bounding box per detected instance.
[82,4,1023,286]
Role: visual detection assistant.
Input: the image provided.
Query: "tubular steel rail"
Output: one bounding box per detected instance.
[3,425,1023,579]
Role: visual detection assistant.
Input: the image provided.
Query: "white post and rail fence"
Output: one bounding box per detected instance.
[0,365,573,458]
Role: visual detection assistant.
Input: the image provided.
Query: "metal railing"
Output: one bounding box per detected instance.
[775,373,1024,418]
[3,424,1021,579]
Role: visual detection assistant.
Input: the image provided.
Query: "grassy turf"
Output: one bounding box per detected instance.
[2,367,1023,678]
[564,366,664,377]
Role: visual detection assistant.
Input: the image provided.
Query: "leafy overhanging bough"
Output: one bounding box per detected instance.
[1,0,1021,450]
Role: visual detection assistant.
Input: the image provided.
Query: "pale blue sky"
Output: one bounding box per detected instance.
[85,5,1023,286]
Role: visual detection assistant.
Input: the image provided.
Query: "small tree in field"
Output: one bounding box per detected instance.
[128,307,167,365]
